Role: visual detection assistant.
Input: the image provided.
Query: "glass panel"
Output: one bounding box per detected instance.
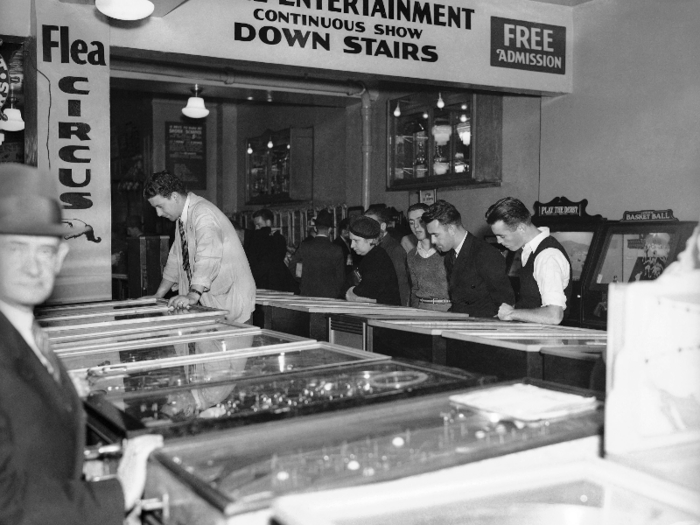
[595,230,676,285]
[60,333,296,371]
[98,360,488,437]
[549,231,595,281]
[47,318,219,345]
[393,112,428,181]
[155,384,600,509]
[88,344,370,397]
[41,307,223,330]
[53,322,255,353]
[36,302,169,320]
[431,108,451,177]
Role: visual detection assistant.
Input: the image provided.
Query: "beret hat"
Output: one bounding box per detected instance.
[349,216,381,239]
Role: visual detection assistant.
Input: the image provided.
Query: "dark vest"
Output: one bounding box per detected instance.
[515,235,573,311]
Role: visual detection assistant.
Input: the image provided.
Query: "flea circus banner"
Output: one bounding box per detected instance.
[34,0,112,303]
[114,0,574,94]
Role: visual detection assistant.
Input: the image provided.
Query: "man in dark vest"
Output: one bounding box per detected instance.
[485,197,572,325]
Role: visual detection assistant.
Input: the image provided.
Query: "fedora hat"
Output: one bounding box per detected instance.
[0,163,76,237]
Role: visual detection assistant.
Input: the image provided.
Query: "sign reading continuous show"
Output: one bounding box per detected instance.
[490,16,566,75]
[237,0,475,62]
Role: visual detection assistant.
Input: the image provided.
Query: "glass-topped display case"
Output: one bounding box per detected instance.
[143,380,602,520]
[61,329,313,373]
[37,298,228,332]
[47,318,242,346]
[88,356,493,440]
[52,321,262,355]
[387,92,502,191]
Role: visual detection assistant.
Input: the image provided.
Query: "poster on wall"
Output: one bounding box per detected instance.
[165,121,206,190]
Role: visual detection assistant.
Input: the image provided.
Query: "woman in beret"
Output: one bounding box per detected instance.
[345,216,402,306]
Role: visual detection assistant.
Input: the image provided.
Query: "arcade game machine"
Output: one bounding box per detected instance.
[579,208,697,330]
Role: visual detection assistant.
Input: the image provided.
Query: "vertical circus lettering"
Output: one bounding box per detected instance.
[60,193,94,209]
[59,168,91,188]
[57,74,93,209]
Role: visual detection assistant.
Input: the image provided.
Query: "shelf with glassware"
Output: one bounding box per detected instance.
[246,127,313,205]
[387,92,502,191]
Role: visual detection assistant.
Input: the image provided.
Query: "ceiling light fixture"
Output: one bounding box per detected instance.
[267,139,274,149]
[95,0,155,21]
[181,84,210,119]
[247,144,253,154]
[436,92,445,109]
[393,102,401,118]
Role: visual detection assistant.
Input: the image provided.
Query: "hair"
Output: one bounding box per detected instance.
[314,209,334,230]
[252,208,274,223]
[484,197,532,228]
[364,204,391,224]
[407,202,430,216]
[143,170,187,199]
[338,217,351,232]
[421,200,462,227]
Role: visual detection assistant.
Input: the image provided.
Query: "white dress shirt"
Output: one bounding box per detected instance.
[521,227,570,308]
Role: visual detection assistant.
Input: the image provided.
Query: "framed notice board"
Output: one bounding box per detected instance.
[165,122,206,190]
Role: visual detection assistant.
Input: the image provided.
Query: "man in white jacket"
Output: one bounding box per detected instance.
[145,170,256,323]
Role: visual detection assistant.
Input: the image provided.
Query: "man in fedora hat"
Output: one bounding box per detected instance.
[0,163,161,525]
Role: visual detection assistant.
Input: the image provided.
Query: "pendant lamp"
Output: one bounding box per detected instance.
[95,0,155,21]
[182,84,210,119]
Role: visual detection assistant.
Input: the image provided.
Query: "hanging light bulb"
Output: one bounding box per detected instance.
[461,103,468,110]
[422,111,429,119]
[247,144,253,154]
[436,93,445,109]
[393,102,401,117]
[267,139,274,149]
[182,84,209,119]
[95,0,154,21]
[460,113,468,123]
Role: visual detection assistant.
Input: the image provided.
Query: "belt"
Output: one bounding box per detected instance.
[418,298,451,304]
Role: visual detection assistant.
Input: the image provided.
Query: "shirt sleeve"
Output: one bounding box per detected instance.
[190,209,224,291]
[533,247,570,308]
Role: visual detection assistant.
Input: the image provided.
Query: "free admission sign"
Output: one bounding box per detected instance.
[109,0,574,94]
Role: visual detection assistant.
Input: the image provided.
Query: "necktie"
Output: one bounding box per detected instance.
[445,249,457,280]
[178,219,192,284]
[32,321,61,383]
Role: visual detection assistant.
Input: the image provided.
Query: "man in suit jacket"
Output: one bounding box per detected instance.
[288,209,345,298]
[246,208,297,292]
[145,170,256,323]
[0,163,161,525]
[423,200,514,318]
